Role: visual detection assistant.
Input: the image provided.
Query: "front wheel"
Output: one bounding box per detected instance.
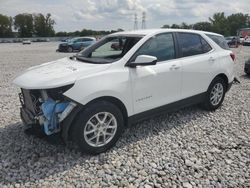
[202,77,227,111]
[71,101,124,154]
[67,46,73,52]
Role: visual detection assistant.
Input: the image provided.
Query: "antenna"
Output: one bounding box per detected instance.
[134,13,138,30]
[142,11,146,29]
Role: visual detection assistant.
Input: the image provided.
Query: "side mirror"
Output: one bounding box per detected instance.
[128,55,157,68]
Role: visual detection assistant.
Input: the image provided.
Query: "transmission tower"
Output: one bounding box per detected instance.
[141,11,146,29]
[134,13,138,30]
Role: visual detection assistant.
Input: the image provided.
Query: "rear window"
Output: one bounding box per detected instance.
[178,33,206,57]
[206,34,230,50]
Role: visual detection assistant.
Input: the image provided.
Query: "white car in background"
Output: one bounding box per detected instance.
[13,29,235,154]
[22,39,31,45]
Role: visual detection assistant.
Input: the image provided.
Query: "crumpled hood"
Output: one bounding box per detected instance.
[13,57,111,89]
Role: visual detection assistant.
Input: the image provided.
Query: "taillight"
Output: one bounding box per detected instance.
[230,53,235,61]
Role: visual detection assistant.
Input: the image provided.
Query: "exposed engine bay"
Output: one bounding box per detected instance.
[19,85,76,135]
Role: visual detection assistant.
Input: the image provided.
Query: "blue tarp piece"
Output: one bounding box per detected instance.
[41,98,69,135]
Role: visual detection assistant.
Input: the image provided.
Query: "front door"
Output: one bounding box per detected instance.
[129,33,182,114]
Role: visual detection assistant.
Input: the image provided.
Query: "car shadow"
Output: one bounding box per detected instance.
[0,105,208,185]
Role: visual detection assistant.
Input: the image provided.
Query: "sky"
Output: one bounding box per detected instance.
[0,0,249,32]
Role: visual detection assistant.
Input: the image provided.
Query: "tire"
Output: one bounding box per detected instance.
[71,101,124,154]
[202,77,227,111]
[67,46,73,53]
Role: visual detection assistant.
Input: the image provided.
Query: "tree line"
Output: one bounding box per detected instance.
[0,12,249,38]
[162,12,250,36]
[0,13,123,38]
[0,13,56,37]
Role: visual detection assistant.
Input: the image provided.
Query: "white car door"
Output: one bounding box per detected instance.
[129,33,182,114]
[176,33,219,99]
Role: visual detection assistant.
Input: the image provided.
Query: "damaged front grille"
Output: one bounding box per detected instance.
[19,84,76,136]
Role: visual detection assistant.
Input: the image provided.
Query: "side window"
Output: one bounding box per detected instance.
[178,33,204,57]
[134,33,175,62]
[201,37,212,53]
[206,34,230,50]
[82,38,93,42]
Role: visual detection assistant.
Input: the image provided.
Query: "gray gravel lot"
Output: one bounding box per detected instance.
[0,42,249,187]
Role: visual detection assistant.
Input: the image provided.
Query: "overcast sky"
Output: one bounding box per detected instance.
[0,0,249,32]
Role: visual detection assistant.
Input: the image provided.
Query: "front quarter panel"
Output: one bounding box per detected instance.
[63,67,133,116]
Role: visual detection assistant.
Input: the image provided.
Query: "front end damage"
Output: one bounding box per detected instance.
[19,85,77,136]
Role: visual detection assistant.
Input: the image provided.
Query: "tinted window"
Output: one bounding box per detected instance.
[134,33,175,62]
[206,34,230,50]
[178,33,204,57]
[82,38,94,42]
[201,37,212,53]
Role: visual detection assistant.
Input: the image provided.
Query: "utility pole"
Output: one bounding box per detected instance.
[142,11,146,29]
[134,13,138,30]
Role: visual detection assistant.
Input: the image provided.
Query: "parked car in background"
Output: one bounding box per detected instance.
[245,58,250,75]
[242,37,250,46]
[13,29,235,154]
[225,36,239,48]
[57,37,96,52]
[22,39,31,45]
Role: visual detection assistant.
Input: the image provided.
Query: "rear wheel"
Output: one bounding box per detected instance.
[71,101,124,154]
[202,77,227,111]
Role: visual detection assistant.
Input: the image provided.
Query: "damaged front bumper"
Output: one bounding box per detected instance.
[19,86,76,136]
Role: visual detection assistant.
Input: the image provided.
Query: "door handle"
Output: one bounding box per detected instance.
[170,64,180,70]
[209,57,215,63]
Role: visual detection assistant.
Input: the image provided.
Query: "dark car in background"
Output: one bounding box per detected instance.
[57,37,96,52]
[245,58,250,75]
[225,36,239,48]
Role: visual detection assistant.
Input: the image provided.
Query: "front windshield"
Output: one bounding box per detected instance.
[76,35,143,64]
[68,38,77,43]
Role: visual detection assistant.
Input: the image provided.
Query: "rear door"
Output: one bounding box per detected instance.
[176,32,219,99]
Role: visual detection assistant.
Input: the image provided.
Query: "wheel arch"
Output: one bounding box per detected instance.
[86,96,128,126]
[212,73,229,90]
[62,96,129,142]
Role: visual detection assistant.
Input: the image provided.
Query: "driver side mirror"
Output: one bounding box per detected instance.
[128,55,157,68]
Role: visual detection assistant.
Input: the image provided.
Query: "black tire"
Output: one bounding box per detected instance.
[71,101,124,154]
[67,46,73,53]
[202,77,227,111]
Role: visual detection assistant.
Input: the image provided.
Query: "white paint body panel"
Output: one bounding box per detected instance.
[13,29,235,117]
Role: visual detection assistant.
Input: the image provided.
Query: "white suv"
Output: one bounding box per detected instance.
[13,29,235,154]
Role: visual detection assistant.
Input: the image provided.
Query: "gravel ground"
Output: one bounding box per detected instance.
[0,42,249,188]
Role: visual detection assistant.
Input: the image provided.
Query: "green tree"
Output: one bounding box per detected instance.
[0,14,13,37]
[14,13,33,37]
[209,12,229,36]
[33,13,55,37]
[193,22,213,31]
[170,24,180,29]
[180,22,191,29]
[162,24,170,28]
[227,13,249,35]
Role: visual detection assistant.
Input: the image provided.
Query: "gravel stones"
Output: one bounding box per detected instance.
[0,43,249,187]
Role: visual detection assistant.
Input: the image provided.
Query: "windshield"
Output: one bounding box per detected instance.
[76,35,143,64]
[68,38,78,43]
